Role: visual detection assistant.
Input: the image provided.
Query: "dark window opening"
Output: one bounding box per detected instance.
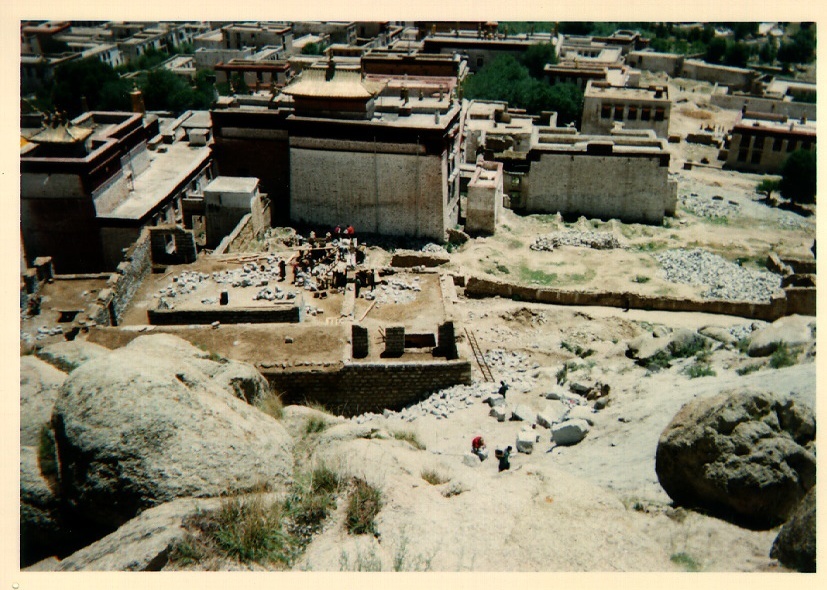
[627,106,638,121]
[613,105,624,121]
[641,107,651,121]
[601,104,611,119]
[654,108,665,122]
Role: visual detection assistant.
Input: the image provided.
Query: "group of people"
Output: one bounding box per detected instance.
[471,435,512,472]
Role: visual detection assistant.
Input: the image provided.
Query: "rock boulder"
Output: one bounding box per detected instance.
[748,315,815,357]
[656,389,815,528]
[52,335,293,534]
[551,419,590,446]
[20,356,66,446]
[770,486,816,572]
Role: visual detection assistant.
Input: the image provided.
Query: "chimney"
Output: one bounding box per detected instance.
[130,84,145,114]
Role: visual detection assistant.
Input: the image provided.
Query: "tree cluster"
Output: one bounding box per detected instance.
[462,52,583,126]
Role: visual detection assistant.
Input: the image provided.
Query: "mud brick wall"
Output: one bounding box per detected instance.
[266,359,473,417]
[784,287,816,316]
[464,275,790,321]
[384,326,405,357]
[148,306,301,325]
[352,324,369,359]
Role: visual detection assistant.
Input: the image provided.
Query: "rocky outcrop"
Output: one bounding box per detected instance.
[551,419,591,446]
[51,334,293,535]
[770,486,816,572]
[656,389,815,528]
[20,446,67,566]
[36,340,111,373]
[56,496,222,571]
[20,356,66,446]
[748,315,815,357]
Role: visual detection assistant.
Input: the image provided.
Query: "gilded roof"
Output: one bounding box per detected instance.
[282,68,385,99]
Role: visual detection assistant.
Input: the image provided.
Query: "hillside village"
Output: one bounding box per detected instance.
[18,20,816,574]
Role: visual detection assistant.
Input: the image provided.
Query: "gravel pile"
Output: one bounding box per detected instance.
[367,277,421,305]
[531,231,620,251]
[728,321,767,341]
[656,249,781,302]
[680,193,739,219]
[422,243,447,253]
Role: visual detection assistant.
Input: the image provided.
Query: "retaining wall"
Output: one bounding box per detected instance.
[148,305,301,325]
[265,359,473,416]
[464,275,793,321]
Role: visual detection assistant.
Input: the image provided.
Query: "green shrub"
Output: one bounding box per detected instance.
[671,552,701,572]
[560,341,595,359]
[736,363,763,376]
[420,469,450,486]
[769,342,798,369]
[210,495,294,565]
[305,415,329,434]
[632,275,651,283]
[346,478,382,535]
[683,361,716,379]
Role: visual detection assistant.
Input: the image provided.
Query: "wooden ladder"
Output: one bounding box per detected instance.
[465,327,494,383]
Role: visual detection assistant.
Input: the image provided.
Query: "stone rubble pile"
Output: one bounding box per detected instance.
[680,192,739,219]
[422,243,447,253]
[655,248,781,302]
[371,277,422,305]
[531,231,620,251]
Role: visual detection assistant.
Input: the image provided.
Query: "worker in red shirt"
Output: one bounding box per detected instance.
[471,436,488,461]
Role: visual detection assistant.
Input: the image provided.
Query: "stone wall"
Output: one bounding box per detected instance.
[627,52,683,77]
[289,143,451,241]
[710,94,816,121]
[464,275,791,321]
[524,151,675,224]
[681,59,756,91]
[266,359,473,416]
[148,226,198,266]
[148,305,302,325]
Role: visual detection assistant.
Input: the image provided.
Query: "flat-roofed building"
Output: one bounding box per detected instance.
[21,110,214,273]
[726,113,816,173]
[517,128,676,224]
[210,62,463,241]
[292,22,357,46]
[422,32,555,73]
[582,80,671,138]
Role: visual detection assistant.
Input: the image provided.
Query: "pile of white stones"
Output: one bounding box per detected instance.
[371,277,422,305]
[531,231,620,252]
[656,248,781,302]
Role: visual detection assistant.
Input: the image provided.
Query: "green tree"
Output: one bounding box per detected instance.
[519,42,557,78]
[756,178,781,200]
[52,57,131,115]
[758,39,777,64]
[705,37,728,64]
[301,42,324,56]
[779,149,817,204]
[777,27,816,64]
[723,42,750,67]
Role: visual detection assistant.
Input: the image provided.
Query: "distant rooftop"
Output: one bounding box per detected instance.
[283,67,385,99]
[204,176,259,194]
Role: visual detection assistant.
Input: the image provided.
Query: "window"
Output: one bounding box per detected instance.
[654,108,665,122]
[787,140,798,152]
[773,137,783,151]
[750,149,762,164]
[801,141,812,151]
[641,107,651,121]
[627,106,638,121]
[613,105,624,121]
[601,104,611,119]
[737,148,749,162]
[753,136,765,150]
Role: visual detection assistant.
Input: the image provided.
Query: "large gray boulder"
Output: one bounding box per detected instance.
[770,486,816,572]
[20,446,67,566]
[551,419,591,446]
[656,389,815,528]
[36,340,111,373]
[52,334,293,534]
[536,401,569,428]
[748,315,815,357]
[56,496,223,571]
[20,356,66,446]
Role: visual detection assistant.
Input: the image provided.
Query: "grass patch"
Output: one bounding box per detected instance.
[37,425,58,482]
[769,342,798,369]
[346,478,383,536]
[736,338,751,355]
[560,341,595,359]
[683,360,716,379]
[518,263,557,285]
[632,275,651,284]
[255,391,284,420]
[709,215,729,226]
[285,463,341,533]
[564,268,596,284]
[736,363,763,376]
[420,468,450,486]
[640,350,673,372]
[494,263,510,275]
[392,430,426,450]
[670,552,701,572]
[507,239,523,249]
[305,415,330,434]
